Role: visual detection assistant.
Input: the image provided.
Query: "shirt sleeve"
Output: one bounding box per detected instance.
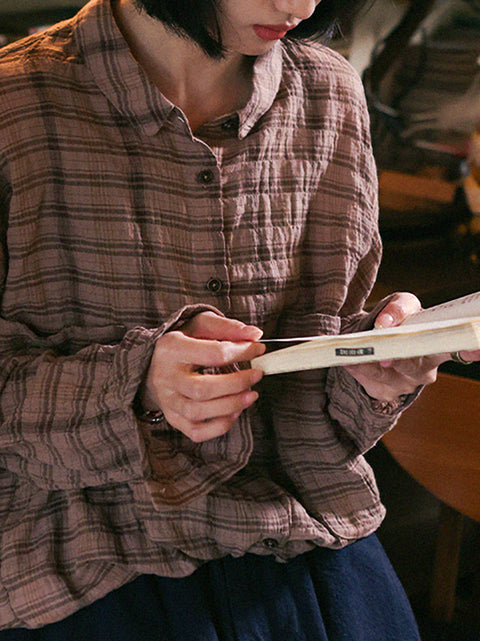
[326,366,421,454]
[295,67,420,453]
[325,295,423,452]
[0,173,250,506]
[0,298,217,491]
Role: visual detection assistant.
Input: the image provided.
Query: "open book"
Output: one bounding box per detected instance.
[251,292,480,375]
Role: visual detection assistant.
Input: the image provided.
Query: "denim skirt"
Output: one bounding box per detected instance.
[1,534,420,641]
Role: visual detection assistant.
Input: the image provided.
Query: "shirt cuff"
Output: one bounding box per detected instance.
[132,305,254,510]
[369,393,412,416]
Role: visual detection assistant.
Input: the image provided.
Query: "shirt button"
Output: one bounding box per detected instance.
[206,278,223,293]
[263,538,279,549]
[196,169,214,185]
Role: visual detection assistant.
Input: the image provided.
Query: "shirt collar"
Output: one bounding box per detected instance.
[237,45,283,140]
[74,0,283,138]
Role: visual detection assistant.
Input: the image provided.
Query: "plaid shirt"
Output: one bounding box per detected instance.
[0,0,407,629]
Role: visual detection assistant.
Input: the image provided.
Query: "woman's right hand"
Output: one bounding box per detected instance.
[138,312,266,442]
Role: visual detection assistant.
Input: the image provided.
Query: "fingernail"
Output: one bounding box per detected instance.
[244,391,259,404]
[375,313,394,329]
[251,369,264,383]
[241,325,263,340]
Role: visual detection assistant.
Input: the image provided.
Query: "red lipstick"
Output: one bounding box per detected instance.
[253,24,293,41]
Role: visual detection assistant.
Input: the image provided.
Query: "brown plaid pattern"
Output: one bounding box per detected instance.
[0,0,405,629]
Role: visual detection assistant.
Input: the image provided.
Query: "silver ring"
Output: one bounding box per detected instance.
[451,351,473,365]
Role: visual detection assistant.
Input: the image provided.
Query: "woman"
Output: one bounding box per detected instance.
[0,0,472,638]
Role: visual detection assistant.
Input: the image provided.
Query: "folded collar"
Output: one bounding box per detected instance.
[75,0,283,138]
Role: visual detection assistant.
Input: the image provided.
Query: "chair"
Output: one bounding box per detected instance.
[382,371,480,623]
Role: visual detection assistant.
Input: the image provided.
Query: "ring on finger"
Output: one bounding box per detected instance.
[451,351,473,365]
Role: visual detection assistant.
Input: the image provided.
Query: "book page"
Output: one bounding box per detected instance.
[403,291,480,326]
[260,292,480,344]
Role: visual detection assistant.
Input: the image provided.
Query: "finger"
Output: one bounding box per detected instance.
[154,331,265,369]
[345,362,420,401]
[375,292,422,328]
[167,389,259,424]
[185,312,263,342]
[389,356,439,386]
[173,368,264,401]
[453,349,480,363]
[163,407,245,443]
[347,354,439,397]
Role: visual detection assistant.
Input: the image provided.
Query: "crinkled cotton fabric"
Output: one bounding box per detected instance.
[0,535,420,641]
[0,0,414,629]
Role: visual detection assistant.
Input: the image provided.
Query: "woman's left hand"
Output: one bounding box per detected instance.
[345,292,480,402]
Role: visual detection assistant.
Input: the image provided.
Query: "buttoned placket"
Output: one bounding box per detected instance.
[182,126,230,312]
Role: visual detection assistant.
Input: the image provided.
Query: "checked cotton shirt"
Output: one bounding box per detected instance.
[0,0,411,628]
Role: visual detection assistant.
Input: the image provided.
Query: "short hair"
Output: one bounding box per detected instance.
[133,0,369,58]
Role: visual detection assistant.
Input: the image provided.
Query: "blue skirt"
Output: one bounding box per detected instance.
[2,534,420,641]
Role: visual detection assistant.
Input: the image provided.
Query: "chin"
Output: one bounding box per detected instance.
[236,41,277,56]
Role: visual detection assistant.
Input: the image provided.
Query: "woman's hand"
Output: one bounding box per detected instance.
[138,312,266,442]
[345,292,480,402]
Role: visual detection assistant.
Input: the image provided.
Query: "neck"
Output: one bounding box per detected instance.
[113,0,252,130]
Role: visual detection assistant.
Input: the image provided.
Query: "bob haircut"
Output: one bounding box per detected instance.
[134,0,369,58]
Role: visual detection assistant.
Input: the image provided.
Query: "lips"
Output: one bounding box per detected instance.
[253,24,293,41]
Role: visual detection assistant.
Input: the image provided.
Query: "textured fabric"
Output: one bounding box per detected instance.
[0,0,415,629]
[0,535,420,641]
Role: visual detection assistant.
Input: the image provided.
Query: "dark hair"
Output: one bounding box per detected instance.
[133,0,369,58]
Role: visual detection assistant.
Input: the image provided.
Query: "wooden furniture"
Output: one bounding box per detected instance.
[383,372,480,622]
